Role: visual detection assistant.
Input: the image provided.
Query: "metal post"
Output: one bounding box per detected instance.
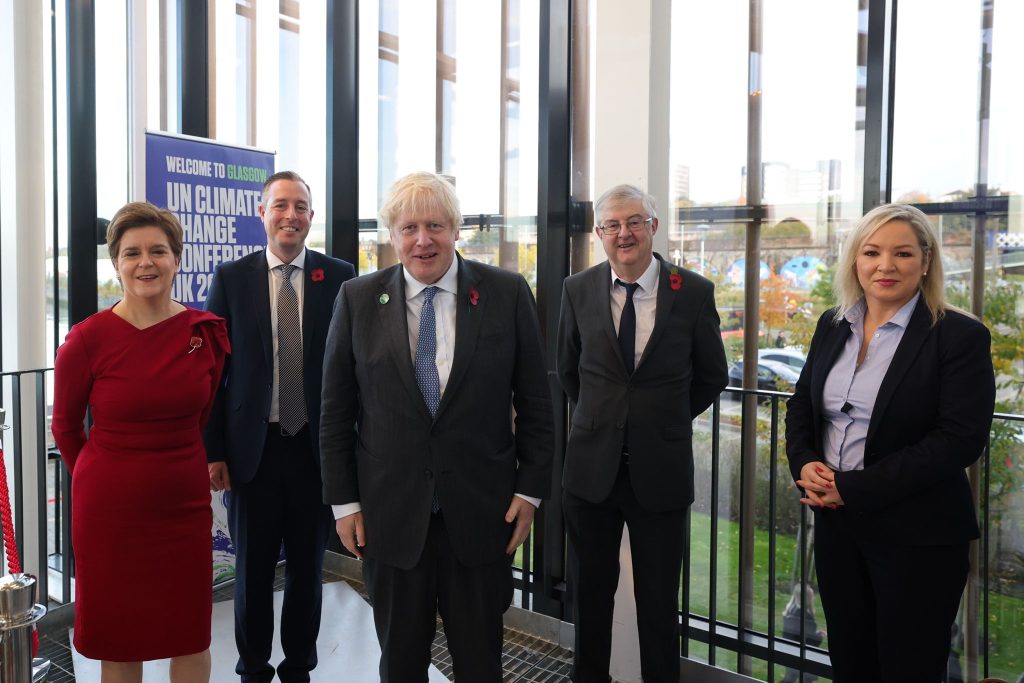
[0,575,47,683]
[67,0,98,326]
[738,0,764,673]
[862,0,896,213]
[965,4,995,680]
[326,0,360,267]
[178,0,209,137]
[536,0,572,620]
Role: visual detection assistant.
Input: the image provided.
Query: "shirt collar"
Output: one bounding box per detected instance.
[610,256,660,294]
[266,247,306,271]
[845,292,920,329]
[403,254,459,299]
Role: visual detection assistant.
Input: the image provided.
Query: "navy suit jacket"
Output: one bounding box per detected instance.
[319,254,554,570]
[786,300,995,544]
[203,248,356,484]
[556,255,728,512]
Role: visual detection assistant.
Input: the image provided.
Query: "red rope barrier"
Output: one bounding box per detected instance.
[0,446,43,655]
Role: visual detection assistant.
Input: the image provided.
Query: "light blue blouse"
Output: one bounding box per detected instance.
[821,293,920,472]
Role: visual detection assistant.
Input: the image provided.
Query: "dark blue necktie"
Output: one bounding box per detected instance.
[414,286,441,416]
[414,286,442,512]
[617,279,640,375]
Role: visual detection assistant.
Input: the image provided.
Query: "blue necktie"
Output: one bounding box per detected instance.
[617,279,640,375]
[414,286,441,512]
[414,286,442,416]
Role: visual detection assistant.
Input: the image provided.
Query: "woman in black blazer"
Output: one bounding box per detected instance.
[786,204,995,681]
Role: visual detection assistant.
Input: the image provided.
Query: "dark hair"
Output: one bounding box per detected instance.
[262,170,312,207]
[106,201,184,262]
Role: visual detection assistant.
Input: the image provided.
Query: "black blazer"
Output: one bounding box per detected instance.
[203,248,356,484]
[786,300,995,544]
[556,255,728,512]
[319,254,554,570]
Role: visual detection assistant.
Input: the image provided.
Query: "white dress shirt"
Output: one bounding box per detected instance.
[266,248,305,424]
[333,256,539,520]
[609,256,660,367]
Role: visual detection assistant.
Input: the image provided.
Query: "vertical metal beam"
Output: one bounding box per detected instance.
[11,376,24,562]
[326,0,360,267]
[497,0,518,272]
[436,0,446,174]
[536,0,571,620]
[178,0,209,137]
[51,0,60,357]
[568,0,590,274]
[738,0,764,674]
[862,0,896,212]
[35,373,47,601]
[67,0,98,326]
[966,5,995,678]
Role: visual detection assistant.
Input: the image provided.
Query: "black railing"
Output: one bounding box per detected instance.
[0,367,73,607]
[511,386,1020,680]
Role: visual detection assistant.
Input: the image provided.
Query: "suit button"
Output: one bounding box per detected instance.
[616,422,625,430]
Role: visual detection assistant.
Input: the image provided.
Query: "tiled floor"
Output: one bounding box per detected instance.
[37,566,573,682]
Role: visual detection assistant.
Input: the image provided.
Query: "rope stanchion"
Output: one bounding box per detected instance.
[0,445,41,656]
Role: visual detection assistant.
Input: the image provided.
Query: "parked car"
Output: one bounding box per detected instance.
[758,348,807,371]
[726,359,801,401]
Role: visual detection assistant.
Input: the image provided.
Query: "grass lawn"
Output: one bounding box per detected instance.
[684,511,1024,681]
[514,511,1024,680]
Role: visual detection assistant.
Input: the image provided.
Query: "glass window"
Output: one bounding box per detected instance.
[891,0,980,201]
[358,0,539,286]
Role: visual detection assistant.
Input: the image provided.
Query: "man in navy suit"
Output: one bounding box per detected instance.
[204,171,356,682]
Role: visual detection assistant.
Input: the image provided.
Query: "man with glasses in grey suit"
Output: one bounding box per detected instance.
[557,184,728,683]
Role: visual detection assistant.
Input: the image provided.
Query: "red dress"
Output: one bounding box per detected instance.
[51,307,229,662]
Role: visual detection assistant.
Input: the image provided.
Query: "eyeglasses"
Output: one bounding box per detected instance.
[597,217,652,236]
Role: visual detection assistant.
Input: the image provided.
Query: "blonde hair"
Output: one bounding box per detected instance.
[378,172,462,232]
[833,203,945,326]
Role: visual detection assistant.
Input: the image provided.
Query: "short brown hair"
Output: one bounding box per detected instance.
[106,201,184,262]
[262,170,312,207]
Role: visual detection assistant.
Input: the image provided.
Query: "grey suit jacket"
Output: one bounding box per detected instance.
[319,254,554,569]
[557,255,728,511]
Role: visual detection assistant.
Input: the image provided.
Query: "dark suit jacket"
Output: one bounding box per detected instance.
[785,300,995,544]
[203,248,356,484]
[556,255,728,512]
[319,254,554,570]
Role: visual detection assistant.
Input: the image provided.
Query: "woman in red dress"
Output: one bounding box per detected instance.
[52,202,229,683]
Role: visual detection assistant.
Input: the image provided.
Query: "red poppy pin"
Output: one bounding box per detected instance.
[188,336,203,354]
[311,268,325,282]
[468,288,480,306]
[669,266,683,291]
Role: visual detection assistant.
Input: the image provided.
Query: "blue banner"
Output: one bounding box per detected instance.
[145,132,275,307]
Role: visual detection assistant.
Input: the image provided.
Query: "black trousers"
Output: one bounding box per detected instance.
[227,425,334,683]
[813,507,969,683]
[563,465,686,683]
[363,513,513,683]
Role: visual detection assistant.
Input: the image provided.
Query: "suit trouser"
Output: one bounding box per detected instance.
[363,513,513,683]
[227,425,334,683]
[564,464,686,683]
[813,507,969,683]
